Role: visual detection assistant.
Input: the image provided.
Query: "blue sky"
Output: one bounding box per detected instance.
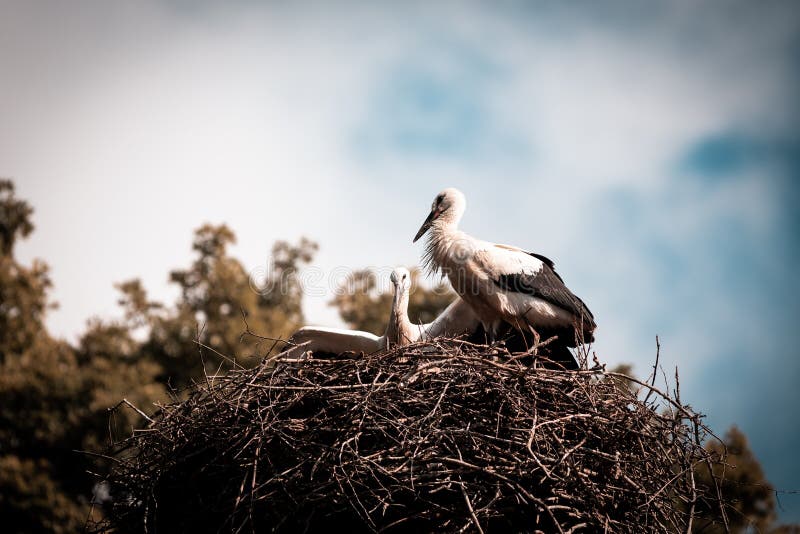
[2,0,799,521]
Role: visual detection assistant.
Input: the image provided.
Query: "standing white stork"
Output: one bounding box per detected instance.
[281,267,480,359]
[412,188,595,367]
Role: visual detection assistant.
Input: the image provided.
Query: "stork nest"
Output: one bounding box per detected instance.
[96,339,726,533]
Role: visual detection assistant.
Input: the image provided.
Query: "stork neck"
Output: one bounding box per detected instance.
[391,287,409,324]
[436,225,472,262]
[385,288,413,344]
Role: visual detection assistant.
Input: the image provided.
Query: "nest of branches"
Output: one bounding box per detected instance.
[97,339,726,533]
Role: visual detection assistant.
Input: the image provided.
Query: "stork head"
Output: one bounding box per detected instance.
[413,188,466,243]
[389,267,412,294]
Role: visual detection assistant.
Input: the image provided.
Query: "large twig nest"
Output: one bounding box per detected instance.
[97,339,724,533]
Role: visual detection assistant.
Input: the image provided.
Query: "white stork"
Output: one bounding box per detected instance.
[412,188,595,367]
[282,267,414,358]
[281,267,480,359]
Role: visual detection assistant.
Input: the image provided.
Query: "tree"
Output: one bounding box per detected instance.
[606,362,796,533]
[330,269,391,335]
[0,180,166,533]
[0,338,92,533]
[0,181,53,362]
[694,426,777,533]
[0,180,324,531]
[134,225,318,387]
[75,319,167,450]
[0,322,167,534]
[330,267,454,335]
[0,180,86,532]
[0,179,33,255]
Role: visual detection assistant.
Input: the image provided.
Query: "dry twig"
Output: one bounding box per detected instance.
[95,339,726,533]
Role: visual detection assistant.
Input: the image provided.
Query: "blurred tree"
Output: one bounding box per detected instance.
[0,180,84,532]
[260,237,318,328]
[0,180,322,531]
[0,338,91,533]
[694,426,778,533]
[0,324,167,533]
[0,179,33,255]
[604,362,796,532]
[115,278,162,329]
[330,267,453,335]
[75,319,167,450]
[330,269,391,335]
[0,180,53,362]
[136,225,318,387]
[0,180,166,533]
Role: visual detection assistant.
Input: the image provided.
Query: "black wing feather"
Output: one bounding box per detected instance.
[493,263,595,325]
[529,252,556,272]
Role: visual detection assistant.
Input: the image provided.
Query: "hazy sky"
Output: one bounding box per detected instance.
[2,0,799,520]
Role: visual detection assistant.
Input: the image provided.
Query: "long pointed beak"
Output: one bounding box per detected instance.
[413,209,437,243]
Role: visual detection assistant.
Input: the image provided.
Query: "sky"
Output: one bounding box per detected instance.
[2,0,799,521]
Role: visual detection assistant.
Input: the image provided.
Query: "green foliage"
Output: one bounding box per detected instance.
[0,328,167,532]
[1,339,96,532]
[75,319,168,448]
[115,279,162,328]
[330,267,453,335]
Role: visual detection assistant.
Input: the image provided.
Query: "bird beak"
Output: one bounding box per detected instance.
[413,209,439,243]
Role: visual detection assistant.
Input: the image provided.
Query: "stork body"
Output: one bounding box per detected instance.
[413,188,595,361]
[285,325,383,356]
[417,296,481,341]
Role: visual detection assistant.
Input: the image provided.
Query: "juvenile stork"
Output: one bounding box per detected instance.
[413,188,595,367]
[281,267,481,359]
[282,267,416,358]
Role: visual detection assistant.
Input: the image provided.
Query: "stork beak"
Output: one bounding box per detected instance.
[413,209,438,243]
